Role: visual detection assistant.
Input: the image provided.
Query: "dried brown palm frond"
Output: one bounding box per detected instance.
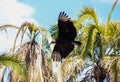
[13,21,50,52]
[99,56,120,82]
[15,42,29,61]
[9,70,24,82]
[5,21,51,82]
[0,66,7,82]
[27,43,45,82]
[61,56,84,81]
[0,24,19,38]
[93,64,107,82]
[8,43,29,82]
[7,41,48,82]
[43,57,57,82]
[0,24,19,31]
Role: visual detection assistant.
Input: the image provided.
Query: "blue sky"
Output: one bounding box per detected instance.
[19,0,120,28]
[0,0,120,51]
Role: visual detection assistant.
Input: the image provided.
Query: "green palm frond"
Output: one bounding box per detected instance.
[61,56,84,81]
[0,54,26,79]
[81,24,95,59]
[106,0,118,26]
[76,7,99,28]
[105,0,118,35]
[49,24,58,39]
[97,23,105,35]
[105,21,120,41]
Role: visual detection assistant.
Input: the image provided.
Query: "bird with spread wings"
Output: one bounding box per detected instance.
[51,12,81,62]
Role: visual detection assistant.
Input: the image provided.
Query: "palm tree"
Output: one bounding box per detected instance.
[0,25,27,82]
[12,22,52,82]
[0,22,52,82]
[74,0,120,81]
[49,0,120,81]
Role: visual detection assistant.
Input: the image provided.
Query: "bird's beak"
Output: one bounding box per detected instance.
[50,41,56,45]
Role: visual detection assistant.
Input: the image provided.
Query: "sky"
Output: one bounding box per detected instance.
[0,0,120,52]
[19,0,120,28]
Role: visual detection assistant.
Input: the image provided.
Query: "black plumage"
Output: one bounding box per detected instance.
[51,12,81,62]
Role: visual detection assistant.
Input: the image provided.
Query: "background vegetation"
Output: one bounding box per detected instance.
[0,0,120,82]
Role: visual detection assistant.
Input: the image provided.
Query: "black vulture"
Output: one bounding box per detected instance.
[51,12,81,62]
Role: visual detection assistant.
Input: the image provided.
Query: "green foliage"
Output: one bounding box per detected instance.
[106,0,118,26]
[81,24,95,59]
[0,0,119,81]
[78,7,99,27]
[0,54,26,78]
[49,24,58,39]
[112,59,118,82]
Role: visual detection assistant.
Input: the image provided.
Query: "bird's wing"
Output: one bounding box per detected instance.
[58,12,77,41]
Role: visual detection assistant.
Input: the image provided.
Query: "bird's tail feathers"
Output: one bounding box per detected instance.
[51,51,61,62]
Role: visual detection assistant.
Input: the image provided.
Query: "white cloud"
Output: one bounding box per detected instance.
[0,0,38,52]
[0,0,37,25]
